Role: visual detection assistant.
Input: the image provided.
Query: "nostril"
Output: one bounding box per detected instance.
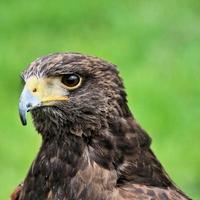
[32,88,37,93]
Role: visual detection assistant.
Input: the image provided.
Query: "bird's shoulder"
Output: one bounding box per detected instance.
[117,183,189,200]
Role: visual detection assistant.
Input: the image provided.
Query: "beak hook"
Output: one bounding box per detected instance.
[19,88,41,126]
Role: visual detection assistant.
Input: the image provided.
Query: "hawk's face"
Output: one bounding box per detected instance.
[19,53,128,136]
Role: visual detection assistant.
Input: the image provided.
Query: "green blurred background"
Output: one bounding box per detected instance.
[0,0,199,199]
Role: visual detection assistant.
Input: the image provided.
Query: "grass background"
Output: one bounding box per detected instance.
[0,0,200,199]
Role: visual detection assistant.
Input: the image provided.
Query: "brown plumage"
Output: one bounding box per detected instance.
[11,53,190,200]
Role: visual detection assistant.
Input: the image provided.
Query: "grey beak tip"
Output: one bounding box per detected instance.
[19,108,27,126]
[19,88,41,126]
[21,119,27,126]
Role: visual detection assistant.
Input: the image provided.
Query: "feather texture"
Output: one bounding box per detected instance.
[12,53,190,200]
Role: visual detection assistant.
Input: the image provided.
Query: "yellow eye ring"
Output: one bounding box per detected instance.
[61,74,82,90]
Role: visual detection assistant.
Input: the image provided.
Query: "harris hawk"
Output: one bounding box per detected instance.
[11,53,190,200]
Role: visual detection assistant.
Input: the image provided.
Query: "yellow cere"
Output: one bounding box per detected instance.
[25,76,69,103]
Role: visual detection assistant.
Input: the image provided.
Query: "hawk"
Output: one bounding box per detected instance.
[11,53,190,200]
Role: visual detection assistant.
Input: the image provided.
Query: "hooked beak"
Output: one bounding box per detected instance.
[19,88,41,126]
[19,76,69,126]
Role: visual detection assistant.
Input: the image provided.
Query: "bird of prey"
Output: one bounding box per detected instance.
[11,53,190,200]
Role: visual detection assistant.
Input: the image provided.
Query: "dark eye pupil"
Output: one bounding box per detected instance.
[62,74,80,87]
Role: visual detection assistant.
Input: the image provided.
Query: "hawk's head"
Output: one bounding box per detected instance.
[19,53,131,136]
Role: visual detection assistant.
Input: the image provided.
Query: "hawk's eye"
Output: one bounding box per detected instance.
[61,74,82,89]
